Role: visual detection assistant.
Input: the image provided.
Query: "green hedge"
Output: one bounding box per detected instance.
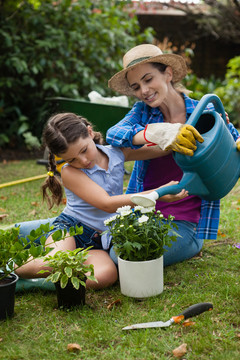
[214,56,240,128]
[0,0,154,147]
[182,56,240,128]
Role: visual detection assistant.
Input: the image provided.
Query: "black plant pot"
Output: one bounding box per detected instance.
[0,273,19,320]
[55,280,86,309]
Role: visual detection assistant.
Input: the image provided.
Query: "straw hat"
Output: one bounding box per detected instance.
[108,44,187,96]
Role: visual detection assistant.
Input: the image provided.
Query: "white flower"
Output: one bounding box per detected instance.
[116,205,131,214]
[121,210,133,216]
[138,215,149,224]
[134,205,144,212]
[121,210,132,217]
[139,206,155,214]
[104,214,118,226]
[134,205,155,213]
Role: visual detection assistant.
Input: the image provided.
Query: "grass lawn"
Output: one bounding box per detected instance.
[0,159,239,359]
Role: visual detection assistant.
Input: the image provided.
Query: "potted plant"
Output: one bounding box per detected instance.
[0,223,56,320]
[0,223,83,320]
[39,247,97,309]
[104,205,179,298]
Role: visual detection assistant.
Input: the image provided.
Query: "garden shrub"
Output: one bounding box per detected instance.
[0,0,154,148]
[214,56,240,128]
[182,57,240,128]
[182,74,223,101]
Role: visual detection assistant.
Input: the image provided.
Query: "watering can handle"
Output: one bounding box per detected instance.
[187,94,227,128]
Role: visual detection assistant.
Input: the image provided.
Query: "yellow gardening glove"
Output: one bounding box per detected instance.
[144,123,203,156]
[236,138,240,151]
[166,124,204,156]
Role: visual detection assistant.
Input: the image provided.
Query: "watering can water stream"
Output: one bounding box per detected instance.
[131,94,240,207]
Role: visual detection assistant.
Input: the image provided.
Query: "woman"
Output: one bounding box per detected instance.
[106,44,240,266]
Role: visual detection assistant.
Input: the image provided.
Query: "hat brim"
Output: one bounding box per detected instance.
[108,53,187,96]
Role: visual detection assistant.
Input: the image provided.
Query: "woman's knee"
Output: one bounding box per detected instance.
[195,238,204,252]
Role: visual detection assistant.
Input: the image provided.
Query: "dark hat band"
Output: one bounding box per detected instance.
[126,56,151,68]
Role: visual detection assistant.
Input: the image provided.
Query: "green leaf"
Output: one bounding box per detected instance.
[17,122,29,135]
[87,275,97,283]
[29,244,42,257]
[79,279,87,288]
[51,272,61,283]
[52,229,64,241]
[64,266,72,278]
[60,274,68,289]
[71,277,80,290]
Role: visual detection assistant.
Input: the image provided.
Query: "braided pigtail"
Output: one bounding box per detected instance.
[41,151,64,209]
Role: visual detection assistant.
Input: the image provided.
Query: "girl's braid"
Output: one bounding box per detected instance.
[41,152,63,209]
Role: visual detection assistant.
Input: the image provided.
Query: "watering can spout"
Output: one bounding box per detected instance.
[131,191,159,207]
[131,173,210,207]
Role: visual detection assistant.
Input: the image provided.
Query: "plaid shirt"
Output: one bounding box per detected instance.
[106,94,240,240]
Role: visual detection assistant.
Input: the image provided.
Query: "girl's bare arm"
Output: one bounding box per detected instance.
[62,166,187,214]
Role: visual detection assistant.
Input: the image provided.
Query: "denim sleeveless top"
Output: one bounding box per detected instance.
[62,145,125,249]
[143,153,201,223]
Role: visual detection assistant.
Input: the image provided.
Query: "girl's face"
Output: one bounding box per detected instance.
[126,63,172,107]
[58,127,98,169]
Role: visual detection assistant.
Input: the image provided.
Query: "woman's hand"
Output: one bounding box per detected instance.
[167,124,204,156]
[219,112,229,124]
[236,138,240,151]
[157,181,189,202]
[144,123,203,156]
[219,113,240,151]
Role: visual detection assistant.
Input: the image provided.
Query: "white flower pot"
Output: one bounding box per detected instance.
[118,256,163,298]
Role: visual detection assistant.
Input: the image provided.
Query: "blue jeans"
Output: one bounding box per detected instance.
[16,217,57,238]
[163,220,203,266]
[16,214,103,250]
[16,218,203,267]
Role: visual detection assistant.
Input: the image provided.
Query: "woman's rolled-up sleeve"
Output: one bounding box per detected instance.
[106,102,146,149]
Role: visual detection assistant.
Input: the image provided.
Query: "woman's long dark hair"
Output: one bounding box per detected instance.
[151,62,189,94]
[41,113,104,209]
[151,62,168,73]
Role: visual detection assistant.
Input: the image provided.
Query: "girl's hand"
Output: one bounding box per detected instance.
[157,181,189,202]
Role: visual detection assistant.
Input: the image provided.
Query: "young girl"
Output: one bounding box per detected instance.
[15,112,188,289]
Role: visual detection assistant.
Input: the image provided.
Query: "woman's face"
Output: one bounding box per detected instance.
[126,63,172,107]
[58,127,98,169]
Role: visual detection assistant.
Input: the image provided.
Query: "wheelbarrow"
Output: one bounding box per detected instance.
[37,97,132,174]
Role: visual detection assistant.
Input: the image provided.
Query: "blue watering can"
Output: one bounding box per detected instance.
[131,94,240,207]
